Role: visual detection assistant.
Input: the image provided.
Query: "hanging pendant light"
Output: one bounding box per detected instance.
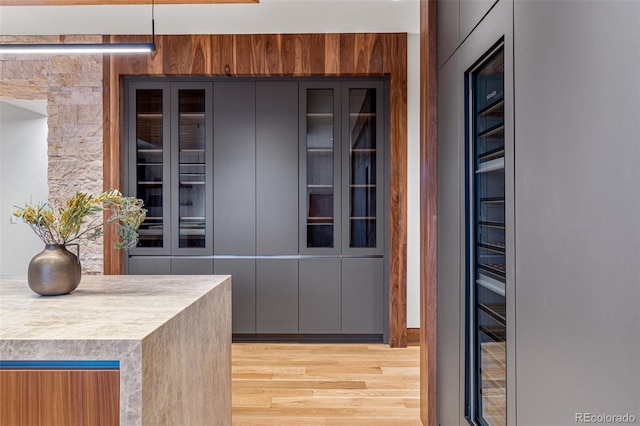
[0,0,156,54]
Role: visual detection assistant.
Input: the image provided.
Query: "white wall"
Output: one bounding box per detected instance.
[0,101,49,276]
[406,33,420,328]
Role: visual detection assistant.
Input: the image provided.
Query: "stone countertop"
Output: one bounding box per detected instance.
[0,274,231,340]
[0,274,233,425]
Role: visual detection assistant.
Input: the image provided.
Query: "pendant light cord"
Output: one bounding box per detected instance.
[151,0,156,45]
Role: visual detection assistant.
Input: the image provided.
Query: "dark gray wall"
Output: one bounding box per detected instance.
[437,0,640,424]
[436,50,463,426]
[513,1,640,424]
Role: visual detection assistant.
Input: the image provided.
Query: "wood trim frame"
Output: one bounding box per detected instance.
[420,0,438,424]
[406,328,420,346]
[103,33,408,347]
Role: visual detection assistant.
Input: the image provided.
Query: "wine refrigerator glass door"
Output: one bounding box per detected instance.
[466,44,506,426]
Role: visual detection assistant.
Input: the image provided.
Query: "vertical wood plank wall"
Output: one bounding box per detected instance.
[420,1,438,425]
[102,33,408,347]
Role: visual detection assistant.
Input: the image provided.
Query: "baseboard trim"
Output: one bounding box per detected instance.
[233,334,384,344]
[407,328,420,346]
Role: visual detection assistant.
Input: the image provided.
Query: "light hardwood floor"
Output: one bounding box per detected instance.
[232,343,422,425]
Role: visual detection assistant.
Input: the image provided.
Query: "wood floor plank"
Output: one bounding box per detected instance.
[232,343,421,425]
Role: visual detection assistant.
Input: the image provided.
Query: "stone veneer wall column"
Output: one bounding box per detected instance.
[0,36,104,274]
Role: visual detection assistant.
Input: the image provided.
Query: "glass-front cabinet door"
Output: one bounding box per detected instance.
[128,82,171,254]
[300,82,341,254]
[342,81,384,255]
[466,45,507,426]
[127,81,213,256]
[171,83,213,254]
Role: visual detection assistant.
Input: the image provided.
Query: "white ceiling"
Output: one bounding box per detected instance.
[0,0,420,37]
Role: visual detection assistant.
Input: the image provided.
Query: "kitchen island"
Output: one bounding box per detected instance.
[0,274,232,426]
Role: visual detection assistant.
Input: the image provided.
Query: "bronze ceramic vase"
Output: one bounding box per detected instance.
[27,244,81,296]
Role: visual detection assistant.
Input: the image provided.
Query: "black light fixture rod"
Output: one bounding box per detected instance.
[0,0,157,55]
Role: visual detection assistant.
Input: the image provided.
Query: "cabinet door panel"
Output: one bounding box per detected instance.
[438,0,460,68]
[170,257,214,275]
[127,256,171,275]
[256,259,298,333]
[460,0,498,42]
[127,82,171,255]
[214,82,256,255]
[171,83,213,255]
[215,258,256,334]
[256,82,299,255]
[341,258,383,333]
[341,81,385,255]
[299,82,342,254]
[299,258,341,333]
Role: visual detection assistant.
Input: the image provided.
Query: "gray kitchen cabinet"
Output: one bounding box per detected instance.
[170,82,214,255]
[460,0,498,43]
[341,80,385,256]
[436,49,463,426]
[256,259,299,333]
[256,81,299,255]
[299,81,342,255]
[126,81,214,257]
[438,0,640,424]
[438,0,460,68]
[341,258,383,334]
[213,81,256,256]
[300,80,386,256]
[215,258,256,334]
[125,78,388,341]
[126,81,172,256]
[170,257,214,275]
[299,258,342,333]
[128,256,171,275]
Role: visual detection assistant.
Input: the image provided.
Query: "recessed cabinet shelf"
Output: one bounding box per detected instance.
[479,325,506,342]
[478,302,506,326]
[478,147,505,162]
[479,220,505,228]
[478,241,506,253]
[476,157,505,173]
[478,264,506,282]
[477,123,505,139]
[478,98,504,117]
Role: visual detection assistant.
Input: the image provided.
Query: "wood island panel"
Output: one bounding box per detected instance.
[0,369,119,426]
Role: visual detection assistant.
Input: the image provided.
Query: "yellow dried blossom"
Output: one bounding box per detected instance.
[14,190,146,249]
